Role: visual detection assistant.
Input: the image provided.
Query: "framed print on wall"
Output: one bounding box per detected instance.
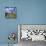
[5,7,16,19]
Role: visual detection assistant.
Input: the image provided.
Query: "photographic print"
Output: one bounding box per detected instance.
[5,7,16,19]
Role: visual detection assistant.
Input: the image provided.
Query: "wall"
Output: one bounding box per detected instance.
[0,0,46,44]
[0,0,21,44]
[20,0,46,24]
